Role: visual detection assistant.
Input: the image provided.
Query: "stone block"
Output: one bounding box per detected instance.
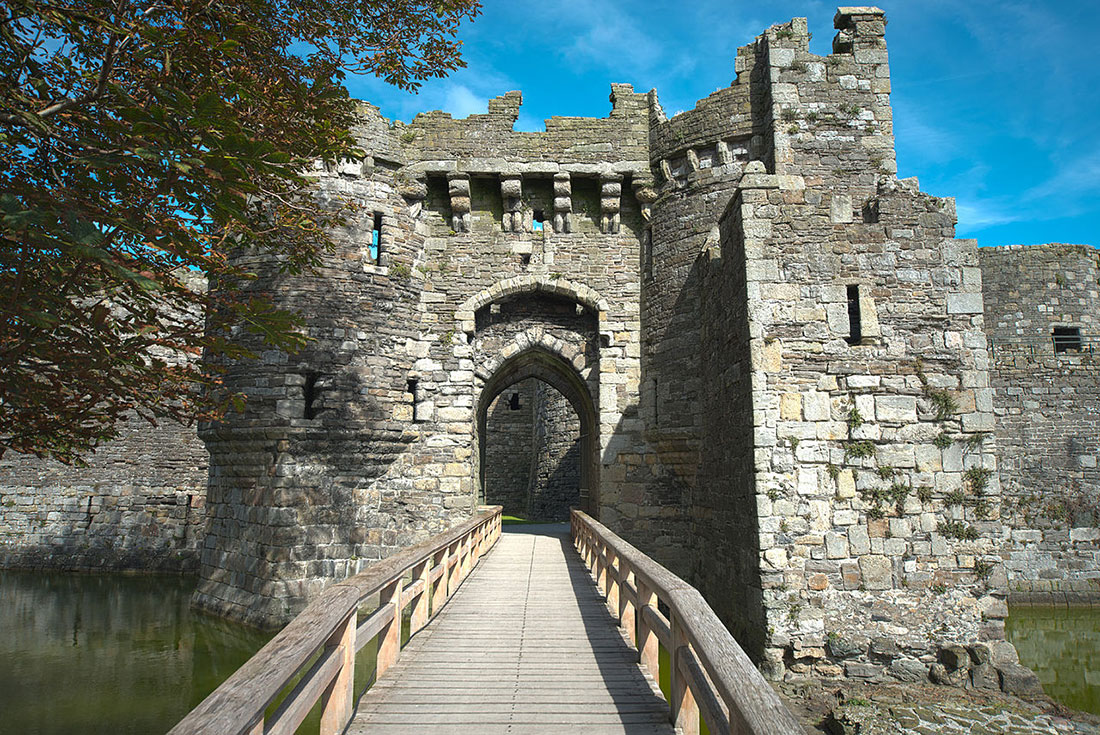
[971,662,1000,690]
[939,644,970,671]
[875,395,917,423]
[946,293,983,314]
[845,662,882,680]
[779,392,802,420]
[889,657,928,682]
[848,525,870,555]
[803,392,831,421]
[858,555,891,589]
[967,643,992,665]
[825,532,849,559]
[997,663,1043,698]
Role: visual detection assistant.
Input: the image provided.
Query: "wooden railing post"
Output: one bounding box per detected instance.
[620,563,636,645]
[319,610,357,735]
[670,613,700,735]
[461,532,472,578]
[448,539,462,594]
[410,559,430,635]
[432,547,449,614]
[636,578,658,675]
[606,549,620,618]
[594,543,605,595]
[377,577,403,679]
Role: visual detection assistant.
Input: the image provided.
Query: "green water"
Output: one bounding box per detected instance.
[0,570,272,735]
[1007,605,1100,715]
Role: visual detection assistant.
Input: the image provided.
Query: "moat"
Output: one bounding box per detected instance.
[0,571,270,735]
[1,570,1098,735]
[1007,605,1100,716]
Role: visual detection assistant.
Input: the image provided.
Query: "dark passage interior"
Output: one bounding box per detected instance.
[481,377,582,521]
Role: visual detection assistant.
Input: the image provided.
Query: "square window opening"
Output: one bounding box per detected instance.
[1053,326,1082,353]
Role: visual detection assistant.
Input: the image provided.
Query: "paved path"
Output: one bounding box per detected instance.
[349,524,676,734]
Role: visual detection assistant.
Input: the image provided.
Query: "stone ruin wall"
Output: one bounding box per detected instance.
[0,271,210,573]
[528,380,582,521]
[980,244,1100,603]
[0,416,207,573]
[483,380,536,516]
[482,377,583,522]
[190,84,657,626]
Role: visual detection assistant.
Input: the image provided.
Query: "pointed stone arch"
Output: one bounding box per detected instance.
[475,342,599,516]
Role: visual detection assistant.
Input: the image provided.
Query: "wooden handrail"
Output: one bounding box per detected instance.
[170,506,503,735]
[571,509,803,735]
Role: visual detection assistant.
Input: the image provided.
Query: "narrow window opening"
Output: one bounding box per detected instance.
[370,212,383,263]
[520,253,531,267]
[509,392,521,410]
[1053,326,1082,353]
[642,227,653,280]
[532,209,545,232]
[406,378,420,417]
[303,372,321,419]
[846,285,863,345]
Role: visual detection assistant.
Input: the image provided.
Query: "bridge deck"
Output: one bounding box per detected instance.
[349,524,677,734]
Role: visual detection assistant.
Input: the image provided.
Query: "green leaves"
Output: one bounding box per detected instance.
[0,0,480,462]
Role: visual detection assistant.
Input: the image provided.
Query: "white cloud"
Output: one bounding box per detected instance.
[955,200,1022,230]
[442,85,488,118]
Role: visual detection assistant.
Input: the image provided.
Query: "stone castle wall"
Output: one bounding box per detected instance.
[483,380,537,516]
[528,380,582,521]
[0,416,207,572]
[0,270,209,573]
[980,244,1100,602]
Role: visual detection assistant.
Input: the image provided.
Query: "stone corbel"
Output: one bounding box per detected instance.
[447,173,471,233]
[501,175,523,232]
[600,174,622,234]
[553,173,572,233]
[633,177,658,222]
[397,174,427,218]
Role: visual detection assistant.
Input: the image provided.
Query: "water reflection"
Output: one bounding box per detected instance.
[0,571,271,735]
[1007,604,1100,715]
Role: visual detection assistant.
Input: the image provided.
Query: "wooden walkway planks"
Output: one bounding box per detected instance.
[349,524,676,735]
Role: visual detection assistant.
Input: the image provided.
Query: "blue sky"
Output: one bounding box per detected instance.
[346,1,1098,248]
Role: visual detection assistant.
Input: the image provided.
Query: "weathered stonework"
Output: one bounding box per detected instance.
[1,6,1095,692]
[0,415,207,572]
[980,244,1100,603]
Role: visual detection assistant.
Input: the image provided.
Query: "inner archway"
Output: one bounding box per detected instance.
[476,348,598,520]
[483,378,582,521]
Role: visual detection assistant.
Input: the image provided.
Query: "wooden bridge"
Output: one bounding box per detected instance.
[170,508,804,735]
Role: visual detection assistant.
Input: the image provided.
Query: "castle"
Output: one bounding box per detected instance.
[2,7,1098,684]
